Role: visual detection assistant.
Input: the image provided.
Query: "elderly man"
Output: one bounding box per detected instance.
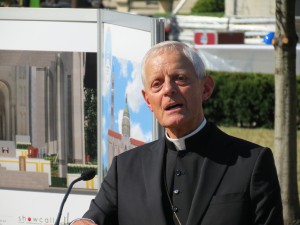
[72,41,283,225]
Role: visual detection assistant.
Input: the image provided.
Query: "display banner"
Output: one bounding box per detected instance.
[0,8,164,225]
[98,10,165,181]
[0,189,96,225]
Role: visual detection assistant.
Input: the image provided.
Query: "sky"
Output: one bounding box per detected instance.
[101,24,153,169]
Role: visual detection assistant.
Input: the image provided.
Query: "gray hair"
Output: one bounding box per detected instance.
[141,41,206,87]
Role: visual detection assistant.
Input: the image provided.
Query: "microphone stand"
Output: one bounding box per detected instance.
[54,176,83,225]
[54,169,96,225]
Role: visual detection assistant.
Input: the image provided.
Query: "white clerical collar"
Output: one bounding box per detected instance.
[166,118,207,151]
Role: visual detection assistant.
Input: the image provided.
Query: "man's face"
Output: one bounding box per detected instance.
[142,50,213,138]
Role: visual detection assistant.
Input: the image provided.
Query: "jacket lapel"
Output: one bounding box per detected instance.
[186,157,229,225]
[186,123,234,225]
[142,138,168,225]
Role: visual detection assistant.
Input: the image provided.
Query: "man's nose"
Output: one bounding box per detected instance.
[163,80,177,96]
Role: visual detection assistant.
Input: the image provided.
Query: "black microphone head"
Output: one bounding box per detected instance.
[81,169,96,181]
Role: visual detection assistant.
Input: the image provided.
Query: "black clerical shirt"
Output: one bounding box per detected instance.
[164,138,205,225]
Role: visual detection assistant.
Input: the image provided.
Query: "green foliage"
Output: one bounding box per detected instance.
[191,0,224,13]
[67,163,98,174]
[44,154,59,177]
[84,88,97,162]
[51,177,67,188]
[205,71,276,128]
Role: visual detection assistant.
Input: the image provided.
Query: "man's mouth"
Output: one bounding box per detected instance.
[165,104,183,111]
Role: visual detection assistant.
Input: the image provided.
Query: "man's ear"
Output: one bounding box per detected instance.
[142,89,153,112]
[202,76,215,101]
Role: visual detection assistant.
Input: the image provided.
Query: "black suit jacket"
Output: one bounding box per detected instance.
[83,122,283,225]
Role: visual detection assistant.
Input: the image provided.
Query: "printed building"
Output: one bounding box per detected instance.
[107,99,145,168]
[0,51,86,178]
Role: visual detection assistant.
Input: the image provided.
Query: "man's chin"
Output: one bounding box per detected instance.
[164,120,186,134]
[163,118,184,128]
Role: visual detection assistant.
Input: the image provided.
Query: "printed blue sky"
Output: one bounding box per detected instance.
[101,24,152,169]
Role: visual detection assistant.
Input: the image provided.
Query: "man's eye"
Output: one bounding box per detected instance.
[151,81,162,89]
[177,75,186,82]
[153,81,160,87]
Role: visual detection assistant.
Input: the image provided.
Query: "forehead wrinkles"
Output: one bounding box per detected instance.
[146,51,175,75]
[148,45,181,59]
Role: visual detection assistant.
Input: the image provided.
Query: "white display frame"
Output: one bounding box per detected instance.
[98,9,165,182]
[0,7,98,52]
[0,8,100,225]
[0,7,165,225]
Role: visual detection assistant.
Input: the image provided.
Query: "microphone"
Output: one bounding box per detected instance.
[54,169,96,225]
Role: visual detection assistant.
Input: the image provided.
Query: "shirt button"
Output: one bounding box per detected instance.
[178,151,186,157]
[175,169,182,176]
[173,189,180,195]
[172,206,178,212]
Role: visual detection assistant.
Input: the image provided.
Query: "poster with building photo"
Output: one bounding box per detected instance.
[0,8,99,192]
[99,10,164,176]
[0,50,92,189]
[0,8,98,225]
[0,8,164,225]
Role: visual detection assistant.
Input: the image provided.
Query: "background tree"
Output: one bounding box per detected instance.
[191,0,224,13]
[84,88,97,163]
[273,0,300,224]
